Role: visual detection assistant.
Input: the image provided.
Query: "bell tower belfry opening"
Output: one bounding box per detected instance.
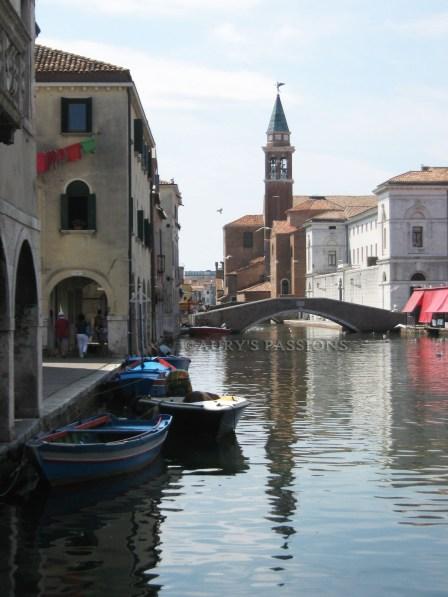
[263,84,295,278]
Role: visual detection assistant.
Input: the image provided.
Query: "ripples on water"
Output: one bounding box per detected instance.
[1,325,448,596]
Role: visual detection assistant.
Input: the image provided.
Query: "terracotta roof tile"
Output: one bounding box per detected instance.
[272,220,298,234]
[382,167,448,185]
[35,44,132,83]
[230,256,265,274]
[289,195,376,214]
[239,281,272,292]
[288,198,340,212]
[310,210,347,221]
[224,214,264,228]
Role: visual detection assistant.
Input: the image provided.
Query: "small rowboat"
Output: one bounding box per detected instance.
[136,394,248,439]
[27,413,172,486]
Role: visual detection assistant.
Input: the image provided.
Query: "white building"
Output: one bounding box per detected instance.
[305,167,448,310]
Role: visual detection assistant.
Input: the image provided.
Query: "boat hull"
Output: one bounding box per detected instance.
[27,414,172,486]
[139,396,248,439]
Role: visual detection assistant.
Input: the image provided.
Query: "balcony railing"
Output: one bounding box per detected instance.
[0,0,30,144]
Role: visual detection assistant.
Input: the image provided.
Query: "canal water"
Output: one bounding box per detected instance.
[1,325,448,596]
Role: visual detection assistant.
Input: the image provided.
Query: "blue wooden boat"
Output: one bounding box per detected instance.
[113,359,171,398]
[125,354,191,371]
[27,413,172,486]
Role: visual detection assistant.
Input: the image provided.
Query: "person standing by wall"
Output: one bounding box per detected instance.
[75,313,90,358]
[54,310,69,357]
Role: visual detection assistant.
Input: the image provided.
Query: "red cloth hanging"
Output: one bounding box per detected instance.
[36,152,48,174]
[66,143,82,162]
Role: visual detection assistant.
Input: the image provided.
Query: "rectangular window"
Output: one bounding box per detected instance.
[137,209,144,240]
[61,98,92,133]
[144,218,152,248]
[328,251,336,266]
[412,226,423,248]
[243,231,253,248]
[157,254,165,273]
[134,119,143,154]
[329,225,336,230]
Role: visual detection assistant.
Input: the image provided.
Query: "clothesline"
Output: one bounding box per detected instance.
[37,137,96,174]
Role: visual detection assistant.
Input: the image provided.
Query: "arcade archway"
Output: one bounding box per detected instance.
[48,276,108,354]
[14,241,39,418]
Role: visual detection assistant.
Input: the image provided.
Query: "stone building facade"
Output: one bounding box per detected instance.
[35,45,159,355]
[0,0,41,441]
[222,91,448,311]
[157,180,183,341]
[306,169,448,310]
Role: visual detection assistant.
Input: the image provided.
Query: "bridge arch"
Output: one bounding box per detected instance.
[193,297,406,334]
[246,308,355,333]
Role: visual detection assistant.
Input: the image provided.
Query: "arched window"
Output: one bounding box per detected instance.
[61,180,96,230]
[280,158,288,179]
[269,158,276,179]
[280,279,290,295]
[411,272,425,281]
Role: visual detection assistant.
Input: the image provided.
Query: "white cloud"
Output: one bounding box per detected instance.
[39,38,277,108]
[40,0,260,18]
[208,13,354,66]
[388,12,448,37]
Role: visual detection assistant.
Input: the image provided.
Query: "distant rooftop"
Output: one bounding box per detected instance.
[224,214,264,228]
[380,166,448,186]
[35,44,132,83]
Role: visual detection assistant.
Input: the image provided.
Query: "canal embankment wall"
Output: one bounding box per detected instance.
[0,358,122,489]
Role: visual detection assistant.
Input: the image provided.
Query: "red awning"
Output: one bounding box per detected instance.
[437,293,448,313]
[418,289,448,323]
[426,289,448,314]
[402,289,424,313]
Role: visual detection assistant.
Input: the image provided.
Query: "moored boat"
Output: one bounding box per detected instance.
[124,354,191,371]
[136,394,248,439]
[27,413,172,486]
[111,359,171,399]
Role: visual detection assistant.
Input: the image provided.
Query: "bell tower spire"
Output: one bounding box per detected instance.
[262,85,295,281]
[263,86,295,229]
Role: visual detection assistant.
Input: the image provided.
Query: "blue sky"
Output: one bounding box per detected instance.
[36,0,448,269]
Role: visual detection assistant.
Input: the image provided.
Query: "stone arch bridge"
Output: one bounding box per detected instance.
[193,298,406,333]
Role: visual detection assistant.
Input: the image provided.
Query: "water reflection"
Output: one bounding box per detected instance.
[1,326,448,596]
[1,460,170,596]
[164,434,249,476]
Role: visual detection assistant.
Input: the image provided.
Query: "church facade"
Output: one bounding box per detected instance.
[222,92,448,310]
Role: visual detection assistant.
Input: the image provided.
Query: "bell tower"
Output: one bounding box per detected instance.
[262,86,295,281]
[263,88,295,229]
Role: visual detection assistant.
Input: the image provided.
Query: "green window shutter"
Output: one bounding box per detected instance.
[60,194,68,229]
[137,209,144,240]
[144,218,152,247]
[87,193,96,230]
[61,98,69,133]
[134,119,143,154]
[129,196,134,234]
[86,97,93,133]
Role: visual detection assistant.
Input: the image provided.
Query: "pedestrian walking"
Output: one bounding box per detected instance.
[54,310,69,357]
[75,313,90,358]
